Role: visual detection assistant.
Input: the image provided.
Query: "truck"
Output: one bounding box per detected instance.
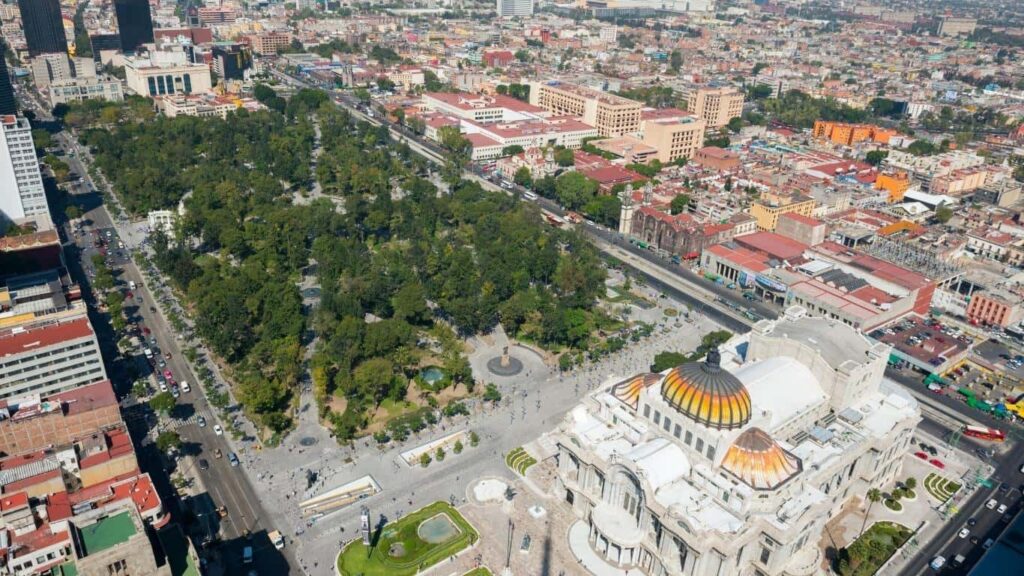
[269,530,285,550]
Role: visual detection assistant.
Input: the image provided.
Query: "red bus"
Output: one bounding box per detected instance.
[962,425,1006,442]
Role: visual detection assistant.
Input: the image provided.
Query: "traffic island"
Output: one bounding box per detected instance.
[336,501,478,576]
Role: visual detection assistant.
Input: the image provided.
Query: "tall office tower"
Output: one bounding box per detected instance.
[114,0,155,53]
[0,48,15,116]
[0,116,48,222]
[497,0,533,17]
[17,0,68,57]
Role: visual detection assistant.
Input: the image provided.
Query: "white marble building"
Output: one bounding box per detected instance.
[549,306,921,576]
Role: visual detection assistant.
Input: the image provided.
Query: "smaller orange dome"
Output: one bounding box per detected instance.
[721,428,801,490]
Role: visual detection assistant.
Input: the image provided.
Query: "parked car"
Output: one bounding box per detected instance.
[987,498,998,509]
[197,415,206,428]
[213,424,223,436]
[958,527,970,539]
[198,459,209,471]
[228,452,240,467]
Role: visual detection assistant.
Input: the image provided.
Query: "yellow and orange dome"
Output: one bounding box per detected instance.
[660,348,751,430]
[721,427,801,490]
[612,373,661,410]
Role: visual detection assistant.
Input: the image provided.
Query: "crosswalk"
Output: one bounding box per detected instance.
[163,410,215,432]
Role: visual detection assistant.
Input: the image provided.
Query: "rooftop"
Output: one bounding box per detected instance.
[77,511,136,557]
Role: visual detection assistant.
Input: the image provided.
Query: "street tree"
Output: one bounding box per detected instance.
[156,431,182,453]
[149,391,176,414]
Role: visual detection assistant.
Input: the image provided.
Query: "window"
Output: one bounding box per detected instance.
[565,489,574,505]
[654,411,661,425]
[695,438,704,453]
[662,417,671,432]
[147,77,157,96]
[673,423,681,438]
[684,430,692,445]
[156,75,166,94]
[760,546,771,565]
[643,405,651,418]
[707,445,715,460]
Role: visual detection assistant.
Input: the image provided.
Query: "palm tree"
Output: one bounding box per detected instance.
[860,488,883,536]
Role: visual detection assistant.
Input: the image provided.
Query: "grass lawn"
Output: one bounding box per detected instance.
[840,521,912,576]
[505,447,537,476]
[924,473,961,503]
[463,568,493,576]
[337,501,478,576]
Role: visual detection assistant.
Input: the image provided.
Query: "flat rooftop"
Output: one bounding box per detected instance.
[77,511,136,556]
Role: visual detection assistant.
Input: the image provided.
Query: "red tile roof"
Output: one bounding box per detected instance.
[0,317,94,359]
[0,491,28,512]
[734,231,808,261]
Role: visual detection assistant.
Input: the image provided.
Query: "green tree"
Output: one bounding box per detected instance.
[469,430,480,446]
[149,391,176,414]
[513,166,532,188]
[554,171,598,209]
[156,431,182,453]
[502,144,525,156]
[651,351,688,372]
[483,383,502,403]
[670,194,691,215]
[905,477,917,490]
[453,439,464,454]
[726,116,744,133]
[669,50,683,72]
[435,446,445,461]
[354,357,397,404]
[934,204,953,223]
[865,150,888,166]
[31,129,52,151]
[420,452,432,467]
[859,488,882,536]
[553,148,575,167]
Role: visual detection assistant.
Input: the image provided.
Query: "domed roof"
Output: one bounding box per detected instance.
[721,427,801,490]
[612,373,661,410]
[660,348,751,430]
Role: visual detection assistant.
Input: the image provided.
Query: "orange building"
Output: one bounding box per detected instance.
[813,120,897,146]
[875,171,911,202]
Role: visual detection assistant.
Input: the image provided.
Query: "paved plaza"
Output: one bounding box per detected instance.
[227,278,723,575]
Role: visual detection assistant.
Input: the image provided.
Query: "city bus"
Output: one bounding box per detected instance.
[962,425,1006,442]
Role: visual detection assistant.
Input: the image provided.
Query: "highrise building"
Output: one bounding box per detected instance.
[686,86,744,128]
[529,81,642,137]
[211,43,252,81]
[17,0,68,57]
[0,48,15,116]
[114,0,155,53]
[497,0,533,17]
[0,116,48,223]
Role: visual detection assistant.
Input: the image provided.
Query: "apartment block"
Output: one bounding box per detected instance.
[749,191,816,231]
[0,380,121,456]
[529,81,641,137]
[248,31,292,55]
[813,120,897,146]
[966,289,1023,327]
[686,86,744,128]
[938,17,977,37]
[497,0,533,17]
[0,115,48,223]
[422,91,548,124]
[875,171,911,203]
[638,107,707,163]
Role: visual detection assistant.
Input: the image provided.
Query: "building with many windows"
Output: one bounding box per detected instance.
[686,87,744,129]
[48,77,124,106]
[0,115,48,223]
[638,108,707,164]
[529,81,642,137]
[548,307,919,576]
[497,0,534,17]
[124,53,212,97]
[0,270,107,400]
[247,31,292,55]
[0,43,15,116]
[114,0,155,53]
[17,0,67,57]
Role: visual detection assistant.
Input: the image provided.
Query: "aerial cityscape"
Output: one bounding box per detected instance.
[0,0,1023,575]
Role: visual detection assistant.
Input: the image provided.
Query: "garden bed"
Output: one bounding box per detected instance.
[838,521,912,576]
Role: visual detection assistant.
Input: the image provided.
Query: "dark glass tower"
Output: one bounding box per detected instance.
[114,0,155,53]
[0,44,16,116]
[18,0,68,57]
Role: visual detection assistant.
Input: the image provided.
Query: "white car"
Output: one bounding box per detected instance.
[213,424,223,436]
[998,504,1008,514]
[987,498,998,509]
[958,528,970,539]
[180,381,191,394]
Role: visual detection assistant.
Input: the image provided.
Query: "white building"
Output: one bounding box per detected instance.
[549,306,919,576]
[0,115,48,223]
[49,76,124,106]
[124,52,212,97]
[497,0,533,17]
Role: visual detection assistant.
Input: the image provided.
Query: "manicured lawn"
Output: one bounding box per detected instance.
[337,501,478,576]
[839,521,912,576]
[463,568,493,576]
[924,473,961,503]
[505,447,537,476]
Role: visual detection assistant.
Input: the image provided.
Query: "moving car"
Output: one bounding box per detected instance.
[213,424,223,436]
[197,415,206,427]
[987,498,998,509]
[998,504,1008,514]
[930,556,945,571]
[958,527,970,539]
[198,459,209,471]
[228,452,240,467]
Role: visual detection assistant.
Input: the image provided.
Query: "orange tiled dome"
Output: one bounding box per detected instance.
[660,348,751,430]
[721,427,801,490]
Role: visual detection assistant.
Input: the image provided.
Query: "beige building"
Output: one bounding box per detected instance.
[124,53,212,97]
[750,191,816,232]
[248,31,292,55]
[686,87,744,129]
[638,108,707,163]
[938,17,977,37]
[529,81,641,137]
